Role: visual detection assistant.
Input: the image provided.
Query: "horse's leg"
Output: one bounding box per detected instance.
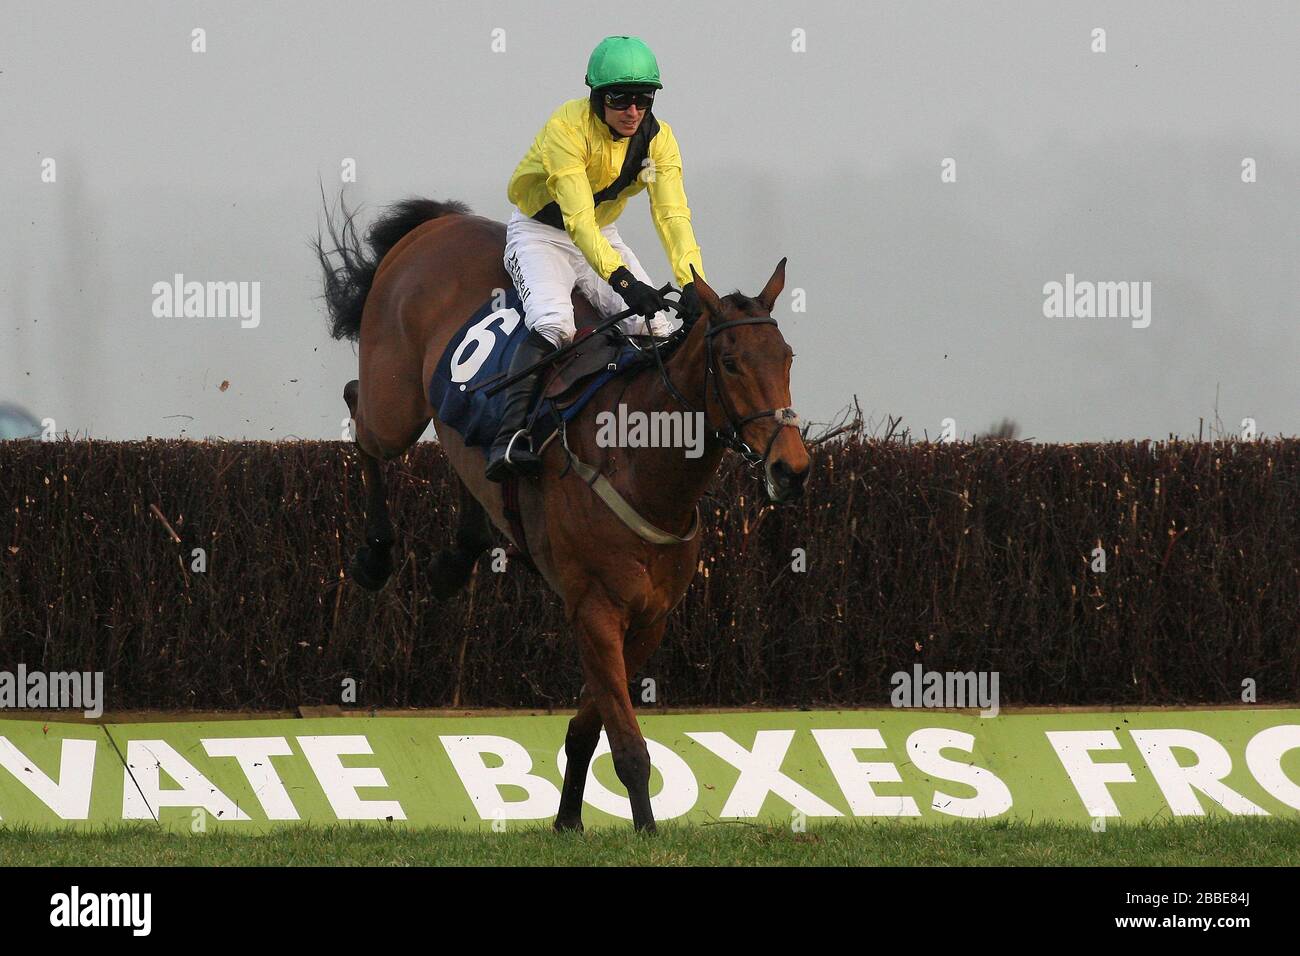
[554,689,600,832]
[343,378,428,590]
[342,381,395,589]
[555,616,668,832]
[429,480,493,600]
[572,603,665,832]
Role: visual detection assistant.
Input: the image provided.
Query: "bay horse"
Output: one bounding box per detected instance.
[316,197,810,831]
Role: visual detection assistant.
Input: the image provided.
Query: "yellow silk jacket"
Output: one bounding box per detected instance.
[507,97,706,287]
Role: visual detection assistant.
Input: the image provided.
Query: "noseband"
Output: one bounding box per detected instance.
[649,314,800,467]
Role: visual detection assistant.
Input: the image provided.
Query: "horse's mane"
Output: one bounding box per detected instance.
[723,291,755,308]
[722,291,765,313]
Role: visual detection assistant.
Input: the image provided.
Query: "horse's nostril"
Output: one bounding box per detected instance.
[768,461,807,503]
[775,461,806,486]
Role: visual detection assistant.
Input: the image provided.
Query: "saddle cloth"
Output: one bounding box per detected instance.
[427,286,658,452]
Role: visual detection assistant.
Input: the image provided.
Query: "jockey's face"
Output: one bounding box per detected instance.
[603,102,645,137]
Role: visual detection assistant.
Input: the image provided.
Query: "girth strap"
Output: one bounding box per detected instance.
[559,424,699,545]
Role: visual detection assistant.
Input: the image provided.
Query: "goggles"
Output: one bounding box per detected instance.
[603,89,655,111]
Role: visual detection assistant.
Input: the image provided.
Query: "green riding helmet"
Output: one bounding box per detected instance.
[584,36,662,90]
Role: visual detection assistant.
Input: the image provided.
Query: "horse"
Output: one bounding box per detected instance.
[316,196,810,831]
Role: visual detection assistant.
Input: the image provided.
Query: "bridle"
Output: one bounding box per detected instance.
[640,309,801,468]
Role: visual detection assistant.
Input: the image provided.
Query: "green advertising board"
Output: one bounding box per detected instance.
[1,710,1297,830]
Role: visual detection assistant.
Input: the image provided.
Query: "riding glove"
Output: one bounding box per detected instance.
[609,266,666,319]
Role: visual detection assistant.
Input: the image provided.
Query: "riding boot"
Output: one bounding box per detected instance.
[484,329,558,482]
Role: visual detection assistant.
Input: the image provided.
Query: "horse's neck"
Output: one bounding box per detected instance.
[608,322,725,535]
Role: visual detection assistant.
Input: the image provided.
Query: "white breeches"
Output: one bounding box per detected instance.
[503,207,679,348]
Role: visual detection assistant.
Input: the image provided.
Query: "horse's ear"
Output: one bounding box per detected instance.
[690,264,725,320]
[756,257,788,312]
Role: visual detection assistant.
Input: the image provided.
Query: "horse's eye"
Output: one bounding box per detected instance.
[721,356,739,374]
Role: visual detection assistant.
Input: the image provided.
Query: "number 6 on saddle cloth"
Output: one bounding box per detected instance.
[427,284,676,457]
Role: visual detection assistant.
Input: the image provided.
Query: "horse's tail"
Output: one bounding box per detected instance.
[314,193,472,342]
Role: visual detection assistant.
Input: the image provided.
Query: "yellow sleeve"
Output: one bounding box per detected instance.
[647,123,705,288]
[541,120,627,281]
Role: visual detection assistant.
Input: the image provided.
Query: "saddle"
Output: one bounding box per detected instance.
[540,328,658,408]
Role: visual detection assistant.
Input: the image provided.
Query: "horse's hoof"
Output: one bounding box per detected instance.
[553,817,584,833]
[429,549,475,600]
[349,546,392,591]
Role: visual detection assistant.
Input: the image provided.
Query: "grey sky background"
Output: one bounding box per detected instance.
[3,0,1297,442]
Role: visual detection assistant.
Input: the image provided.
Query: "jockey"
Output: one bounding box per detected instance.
[485,35,707,482]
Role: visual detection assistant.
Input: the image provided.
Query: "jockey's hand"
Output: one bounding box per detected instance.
[677,282,702,324]
[609,266,666,319]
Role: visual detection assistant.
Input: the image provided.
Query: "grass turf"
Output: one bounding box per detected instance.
[3,818,1297,866]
